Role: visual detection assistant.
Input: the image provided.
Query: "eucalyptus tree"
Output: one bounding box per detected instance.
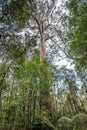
[1,0,85,129]
[10,0,61,116]
[0,0,62,129]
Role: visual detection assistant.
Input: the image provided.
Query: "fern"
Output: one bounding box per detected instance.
[42,117,56,130]
[31,115,56,130]
[58,117,72,130]
[71,113,87,130]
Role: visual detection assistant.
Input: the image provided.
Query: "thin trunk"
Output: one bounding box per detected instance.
[28,89,32,130]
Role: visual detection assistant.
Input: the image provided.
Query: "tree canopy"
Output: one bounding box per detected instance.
[0,0,87,130]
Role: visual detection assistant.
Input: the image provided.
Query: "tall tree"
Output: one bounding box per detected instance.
[0,1,59,129]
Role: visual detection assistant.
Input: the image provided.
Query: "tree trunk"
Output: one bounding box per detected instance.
[40,26,46,62]
[34,17,53,116]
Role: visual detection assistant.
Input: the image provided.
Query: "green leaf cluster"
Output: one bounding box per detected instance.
[68,0,87,67]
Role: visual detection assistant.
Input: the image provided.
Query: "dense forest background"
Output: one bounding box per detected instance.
[0,0,87,130]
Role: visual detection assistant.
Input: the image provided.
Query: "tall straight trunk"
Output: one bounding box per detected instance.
[39,29,52,114]
[40,28,46,62]
[28,89,32,130]
[34,17,53,115]
[34,17,46,62]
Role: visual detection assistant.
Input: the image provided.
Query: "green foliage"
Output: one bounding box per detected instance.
[57,113,87,130]
[68,0,87,67]
[0,0,87,129]
[31,116,55,130]
[14,56,52,88]
[2,102,26,130]
[0,56,53,130]
[58,117,72,130]
[71,113,87,130]
[1,0,36,28]
[0,63,9,96]
[5,42,27,64]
